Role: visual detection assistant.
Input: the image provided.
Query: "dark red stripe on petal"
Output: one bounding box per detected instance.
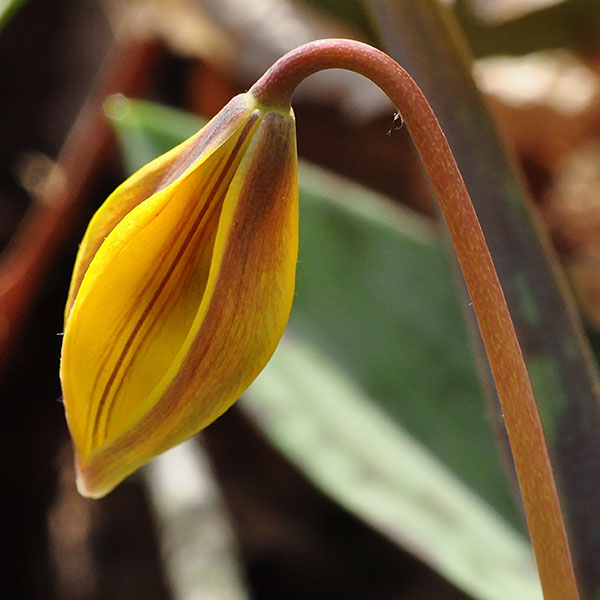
[91,112,261,445]
[156,95,254,192]
[103,207,220,431]
[140,112,297,426]
[87,153,227,410]
[83,153,223,443]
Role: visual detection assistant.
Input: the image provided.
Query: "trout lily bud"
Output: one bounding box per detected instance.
[60,93,298,498]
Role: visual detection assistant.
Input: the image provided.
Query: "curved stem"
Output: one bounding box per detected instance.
[251,39,578,600]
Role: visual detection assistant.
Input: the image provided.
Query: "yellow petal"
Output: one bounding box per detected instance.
[60,96,298,498]
[64,94,256,319]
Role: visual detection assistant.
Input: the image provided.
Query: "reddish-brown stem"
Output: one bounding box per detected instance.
[0,36,163,372]
[252,39,578,600]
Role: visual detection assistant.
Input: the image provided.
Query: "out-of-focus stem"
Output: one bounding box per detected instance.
[0,36,163,372]
[251,38,578,600]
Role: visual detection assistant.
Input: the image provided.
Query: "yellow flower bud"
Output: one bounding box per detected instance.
[60,93,298,498]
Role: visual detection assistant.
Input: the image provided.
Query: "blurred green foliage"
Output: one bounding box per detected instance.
[106,97,544,599]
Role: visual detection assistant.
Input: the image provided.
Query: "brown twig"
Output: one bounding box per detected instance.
[0,35,164,371]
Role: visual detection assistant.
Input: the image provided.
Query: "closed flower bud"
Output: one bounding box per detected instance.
[60,93,298,498]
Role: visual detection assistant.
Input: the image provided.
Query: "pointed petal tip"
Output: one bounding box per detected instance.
[74,452,111,499]
[75,474,105,499]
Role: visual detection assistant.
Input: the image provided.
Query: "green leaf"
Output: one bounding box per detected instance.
[106,98,543,598]
[104,95,205,174]
[0,0,26,29]
[106,96,518,518]
[244,335,541,600]
[366,2,600,594]
[291,163,521,528]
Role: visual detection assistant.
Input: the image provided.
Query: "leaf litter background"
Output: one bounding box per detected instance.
[2,1,600,599]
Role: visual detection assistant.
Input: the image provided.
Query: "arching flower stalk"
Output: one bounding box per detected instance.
[61,38,577,599]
